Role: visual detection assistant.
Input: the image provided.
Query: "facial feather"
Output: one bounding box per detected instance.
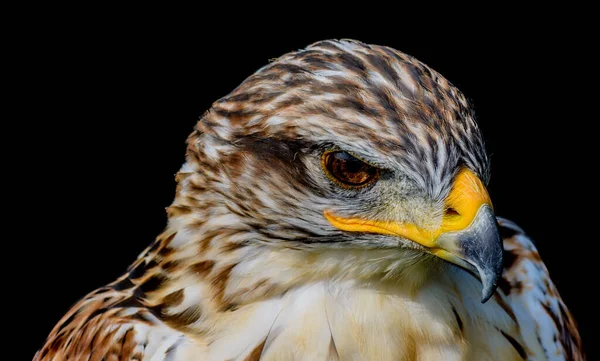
[137,39,497,324]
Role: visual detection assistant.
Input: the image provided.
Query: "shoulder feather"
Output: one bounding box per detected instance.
[33,286,186,361]
[497,217,584,361]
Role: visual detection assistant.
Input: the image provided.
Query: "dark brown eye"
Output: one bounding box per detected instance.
[322,151,380,188]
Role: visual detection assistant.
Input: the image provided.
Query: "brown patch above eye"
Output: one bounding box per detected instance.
[322,151,379,188]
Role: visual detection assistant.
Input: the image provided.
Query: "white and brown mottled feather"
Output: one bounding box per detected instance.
[497,218,583,360]
[35,39,583,360]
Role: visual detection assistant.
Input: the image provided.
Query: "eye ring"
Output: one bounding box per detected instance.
[321,150,380,189]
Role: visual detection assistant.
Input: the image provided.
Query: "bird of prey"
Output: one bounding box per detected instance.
[35,40,583,361]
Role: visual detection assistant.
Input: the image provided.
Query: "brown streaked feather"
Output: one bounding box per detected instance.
[244,339,267,361]
[35,289,141,361]
[36,39,583,361]
[498,217,585,360]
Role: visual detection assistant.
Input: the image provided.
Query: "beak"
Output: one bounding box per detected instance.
[324,169,503,303]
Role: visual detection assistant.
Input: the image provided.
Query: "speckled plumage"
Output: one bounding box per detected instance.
[35,40,583,361]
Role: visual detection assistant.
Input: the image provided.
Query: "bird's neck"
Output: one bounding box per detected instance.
[108,225,521,361]
[115,216,442,337]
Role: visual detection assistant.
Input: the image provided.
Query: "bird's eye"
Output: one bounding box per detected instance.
[322,151,380,188]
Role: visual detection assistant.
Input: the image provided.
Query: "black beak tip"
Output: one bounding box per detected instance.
[481,282,497,303]
[478,257,503,303]
[465,206,503,304]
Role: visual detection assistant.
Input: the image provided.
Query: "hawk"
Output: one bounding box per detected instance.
[35,40,584,361]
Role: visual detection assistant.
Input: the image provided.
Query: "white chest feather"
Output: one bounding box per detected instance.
[167,270,525,361]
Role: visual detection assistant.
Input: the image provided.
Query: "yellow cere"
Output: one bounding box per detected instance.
[323,169,492,248]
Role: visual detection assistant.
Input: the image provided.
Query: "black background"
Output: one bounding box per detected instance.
[23,26,593,358]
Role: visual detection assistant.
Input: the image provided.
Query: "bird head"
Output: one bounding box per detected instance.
[167,40,502,303]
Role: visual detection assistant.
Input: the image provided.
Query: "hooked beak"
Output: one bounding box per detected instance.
[324,169,503,303]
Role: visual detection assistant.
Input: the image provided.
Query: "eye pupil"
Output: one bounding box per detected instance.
[323,151,380,188]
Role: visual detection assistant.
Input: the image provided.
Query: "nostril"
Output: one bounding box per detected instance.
[445,207,460,217]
